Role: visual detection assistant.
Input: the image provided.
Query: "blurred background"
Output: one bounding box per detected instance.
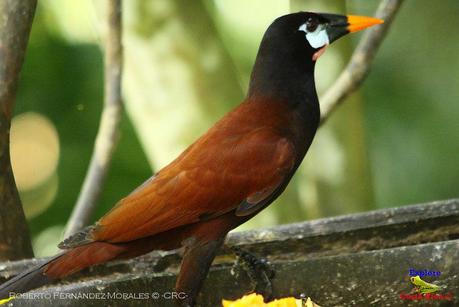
[11,0,459,257]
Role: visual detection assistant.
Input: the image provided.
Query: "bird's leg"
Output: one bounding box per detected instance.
[230,246,275,300]
[175,237,224,307]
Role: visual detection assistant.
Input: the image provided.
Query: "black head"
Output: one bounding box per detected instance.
[248,12,383,102]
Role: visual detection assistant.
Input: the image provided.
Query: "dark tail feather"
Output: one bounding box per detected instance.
[0,254,62,299]
[0,241,127,300]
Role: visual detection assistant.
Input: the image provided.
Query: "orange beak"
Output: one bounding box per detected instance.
[347,15,384,33]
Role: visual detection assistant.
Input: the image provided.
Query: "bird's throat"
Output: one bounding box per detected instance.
[312,45,327,61]
[247,59,318,111]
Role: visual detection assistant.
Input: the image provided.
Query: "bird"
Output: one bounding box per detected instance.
[0,11,383,306]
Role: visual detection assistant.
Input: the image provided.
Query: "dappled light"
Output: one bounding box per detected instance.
[10,112,60,219]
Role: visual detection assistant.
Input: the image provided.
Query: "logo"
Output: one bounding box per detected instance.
[410,276,440,294]
[409,268,441,279]
[399,268,453,301]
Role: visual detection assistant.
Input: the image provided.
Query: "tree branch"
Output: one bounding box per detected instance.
[319,0,404,125]
[0,0,36,260]
[65,0,123,237]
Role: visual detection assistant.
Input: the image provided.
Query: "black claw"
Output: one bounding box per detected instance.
[230,246,275,300]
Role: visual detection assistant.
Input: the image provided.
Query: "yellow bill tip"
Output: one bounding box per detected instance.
[347,15,384,33]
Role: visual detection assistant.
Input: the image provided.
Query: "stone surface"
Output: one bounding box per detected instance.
[1,199,458,306]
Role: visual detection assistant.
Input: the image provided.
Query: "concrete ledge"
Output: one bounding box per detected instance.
[1,199,458,306]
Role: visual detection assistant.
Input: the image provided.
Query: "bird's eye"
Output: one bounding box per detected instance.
[306,18,318,32]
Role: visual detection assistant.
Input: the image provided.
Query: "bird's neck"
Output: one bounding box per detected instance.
[247,51,320,119]
[247,52,319,112]
[247,35,318,106]
[246,50,321,155]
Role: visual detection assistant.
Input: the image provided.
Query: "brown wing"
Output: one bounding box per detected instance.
[90,102,296,243]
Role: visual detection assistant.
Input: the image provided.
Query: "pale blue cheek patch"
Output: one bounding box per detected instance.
[298,24,329,49]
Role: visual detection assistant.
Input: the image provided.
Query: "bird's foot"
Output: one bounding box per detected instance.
[230,246,275,300]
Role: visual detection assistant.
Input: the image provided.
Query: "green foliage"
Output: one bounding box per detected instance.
[15,5,151,254]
